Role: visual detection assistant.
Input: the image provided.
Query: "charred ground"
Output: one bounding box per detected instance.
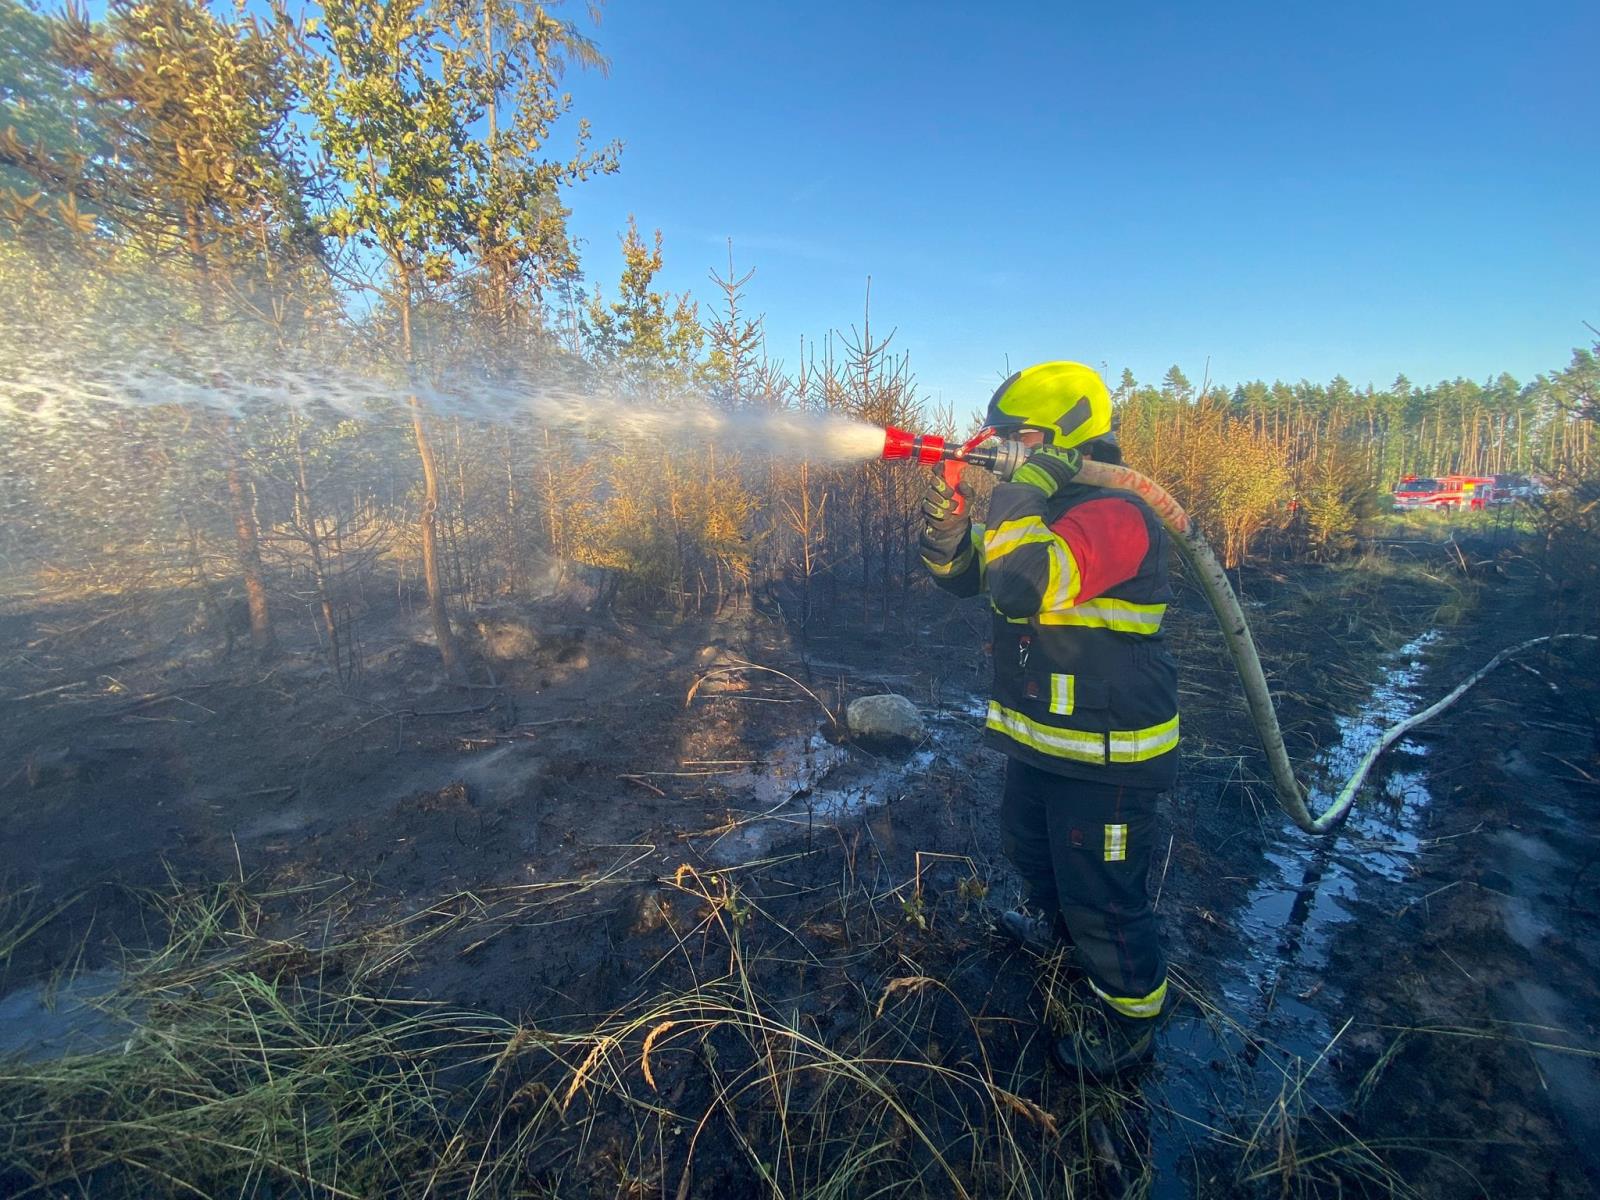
[1,524,1596,1198]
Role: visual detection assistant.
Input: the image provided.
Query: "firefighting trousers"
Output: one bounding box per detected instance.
[999,757,1169,1020]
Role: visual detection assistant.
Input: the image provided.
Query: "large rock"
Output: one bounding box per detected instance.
[845,694,925,750]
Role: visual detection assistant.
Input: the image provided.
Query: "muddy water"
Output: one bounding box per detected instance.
[0,968,133,1063]
[1150,633,1443,1193]
[701,726,952,864]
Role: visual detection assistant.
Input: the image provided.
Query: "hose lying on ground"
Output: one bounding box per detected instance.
[1076,460,1596,834]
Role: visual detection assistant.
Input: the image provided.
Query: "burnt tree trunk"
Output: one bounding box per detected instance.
[222,420,276,661]
[183,199,275,662]
[293,422,342,680]
[400,280,466,683]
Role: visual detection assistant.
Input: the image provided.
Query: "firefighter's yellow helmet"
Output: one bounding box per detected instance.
[984,361,1112,450]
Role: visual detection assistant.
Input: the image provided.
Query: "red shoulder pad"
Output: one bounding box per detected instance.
[1048,498,1150,604]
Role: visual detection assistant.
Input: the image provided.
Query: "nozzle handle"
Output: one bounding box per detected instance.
[940,459,967,516]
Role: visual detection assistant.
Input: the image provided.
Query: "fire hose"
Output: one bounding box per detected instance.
[882,426,1594,835]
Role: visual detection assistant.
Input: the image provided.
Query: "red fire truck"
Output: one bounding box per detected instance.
[1392,474,1499,510]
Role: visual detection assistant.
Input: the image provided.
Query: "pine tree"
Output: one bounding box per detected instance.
[1161,364,1193,404]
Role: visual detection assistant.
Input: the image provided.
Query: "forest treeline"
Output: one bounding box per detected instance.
[2,0,1596,679]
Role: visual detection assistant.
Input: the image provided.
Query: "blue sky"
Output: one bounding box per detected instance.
[555,1,1598,410]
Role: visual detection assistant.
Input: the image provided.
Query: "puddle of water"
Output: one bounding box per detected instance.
[721,733,852,812]
[1241,632,1440,986]
[1150,632,1445,1192]
[0,968,133,1062]
[702,703,973,864]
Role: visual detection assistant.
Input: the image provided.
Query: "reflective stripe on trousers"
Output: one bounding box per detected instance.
[1089,977,1168,1019]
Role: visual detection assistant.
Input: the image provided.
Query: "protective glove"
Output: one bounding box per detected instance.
[918,472,972,562]
[1010,444,1083,498]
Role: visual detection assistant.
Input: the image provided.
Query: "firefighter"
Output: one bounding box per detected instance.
[917,361,1178,1078]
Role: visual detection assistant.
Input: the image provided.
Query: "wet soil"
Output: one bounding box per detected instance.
[1314,564,1600,1199]
[2,532,1596,1197]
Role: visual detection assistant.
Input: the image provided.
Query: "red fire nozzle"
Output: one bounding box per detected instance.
[880,425,1025,517]
[880,425,951,466]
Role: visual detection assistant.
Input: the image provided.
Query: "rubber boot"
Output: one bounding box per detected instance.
[993,908,1088,989]
[1051,1003,1158,1080]
[994,906,1072,954]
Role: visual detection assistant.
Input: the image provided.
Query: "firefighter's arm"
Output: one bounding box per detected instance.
[921,523,985,598]
[983,484,1149,618]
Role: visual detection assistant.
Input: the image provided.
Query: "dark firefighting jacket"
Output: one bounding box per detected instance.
[924,478,1179,790]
